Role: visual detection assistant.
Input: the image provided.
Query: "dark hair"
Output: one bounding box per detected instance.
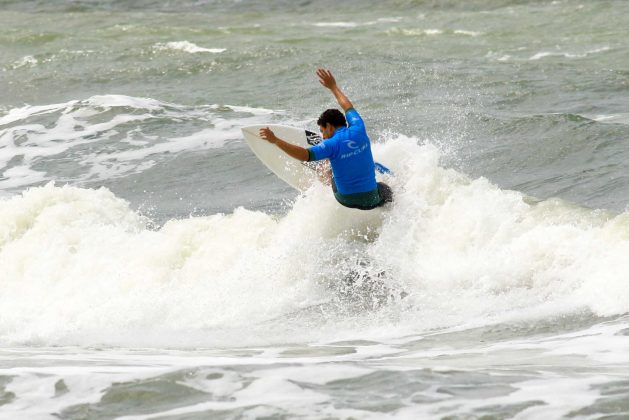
[317,109,346,128]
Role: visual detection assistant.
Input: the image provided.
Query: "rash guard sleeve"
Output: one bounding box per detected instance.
[308,137,338,161]
[345,108,366,134]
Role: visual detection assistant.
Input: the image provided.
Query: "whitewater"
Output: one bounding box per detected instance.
[3,131,629,417]
[4,135,629,347]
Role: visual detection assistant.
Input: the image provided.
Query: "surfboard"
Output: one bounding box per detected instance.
[241,124,324,191]
[241,124,392,192]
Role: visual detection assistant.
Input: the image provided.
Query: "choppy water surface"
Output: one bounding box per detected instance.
[2,0,629,418]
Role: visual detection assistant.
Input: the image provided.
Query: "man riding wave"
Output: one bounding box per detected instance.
[259,68,392,210]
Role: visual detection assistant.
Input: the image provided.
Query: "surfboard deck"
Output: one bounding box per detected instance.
[241,124,391,192]
[242,124,331,191]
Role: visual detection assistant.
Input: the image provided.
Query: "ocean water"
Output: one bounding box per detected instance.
[2,0,629,418]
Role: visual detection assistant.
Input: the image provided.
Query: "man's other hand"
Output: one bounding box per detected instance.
[259,127,279,143]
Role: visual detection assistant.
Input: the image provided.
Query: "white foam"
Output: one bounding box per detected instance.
[585,113,629,125]
[2,137,629,347]
[11,55,38,69]
[1,165,47,188]
[393,374,609,419]
[59,49,95,55]
[313,22,358,28]
[154,41,226,54]
[0,101,77,126]
[423,29,443,36]
[87,94,164,110]
[216,104,278,115]
[376,17,403,23]
[313,17,403,27]
[3,328,621,420]
[387,28,444,36]
[0,95,277,189]
[486,51,512,61]
[529,46,610,60]
[454,30,482,37]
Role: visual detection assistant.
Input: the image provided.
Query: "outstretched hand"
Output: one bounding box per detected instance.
[317,68,337,90]
[260,127,277,144]
[258,127,309,161]
[259,127,278,143]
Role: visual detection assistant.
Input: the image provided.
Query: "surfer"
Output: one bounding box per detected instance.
[259,69,392,210]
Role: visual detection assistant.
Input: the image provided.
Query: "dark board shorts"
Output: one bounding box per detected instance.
[331,179,393,211]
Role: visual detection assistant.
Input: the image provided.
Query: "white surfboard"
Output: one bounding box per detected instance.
[241,124,392,192]
[241,124,328,191]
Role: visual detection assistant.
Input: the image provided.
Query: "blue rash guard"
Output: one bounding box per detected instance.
[307,108,378,197]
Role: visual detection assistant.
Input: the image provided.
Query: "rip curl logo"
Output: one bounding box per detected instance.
[305,130,322,146]
[345,140,359,149]
[340,143,368,159]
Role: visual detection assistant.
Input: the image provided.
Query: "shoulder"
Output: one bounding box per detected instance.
[329,127,348,142]
[345,107,360,119]
[309,137,336,160]
[319,134,343,151]
[345,108,365,131]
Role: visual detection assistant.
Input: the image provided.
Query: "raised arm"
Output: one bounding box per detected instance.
[317,68,354,111]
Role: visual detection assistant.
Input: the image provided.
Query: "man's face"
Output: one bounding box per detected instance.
[319,123,335,139]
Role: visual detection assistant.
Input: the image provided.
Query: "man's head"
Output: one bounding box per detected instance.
[317,109,346,139]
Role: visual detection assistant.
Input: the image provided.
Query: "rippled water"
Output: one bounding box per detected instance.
[2,0,629,418]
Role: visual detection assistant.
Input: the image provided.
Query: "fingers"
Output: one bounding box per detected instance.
[316,69,325,84]
[259,127,275,142]
[316,68,336,89]
[316,68,333,81]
